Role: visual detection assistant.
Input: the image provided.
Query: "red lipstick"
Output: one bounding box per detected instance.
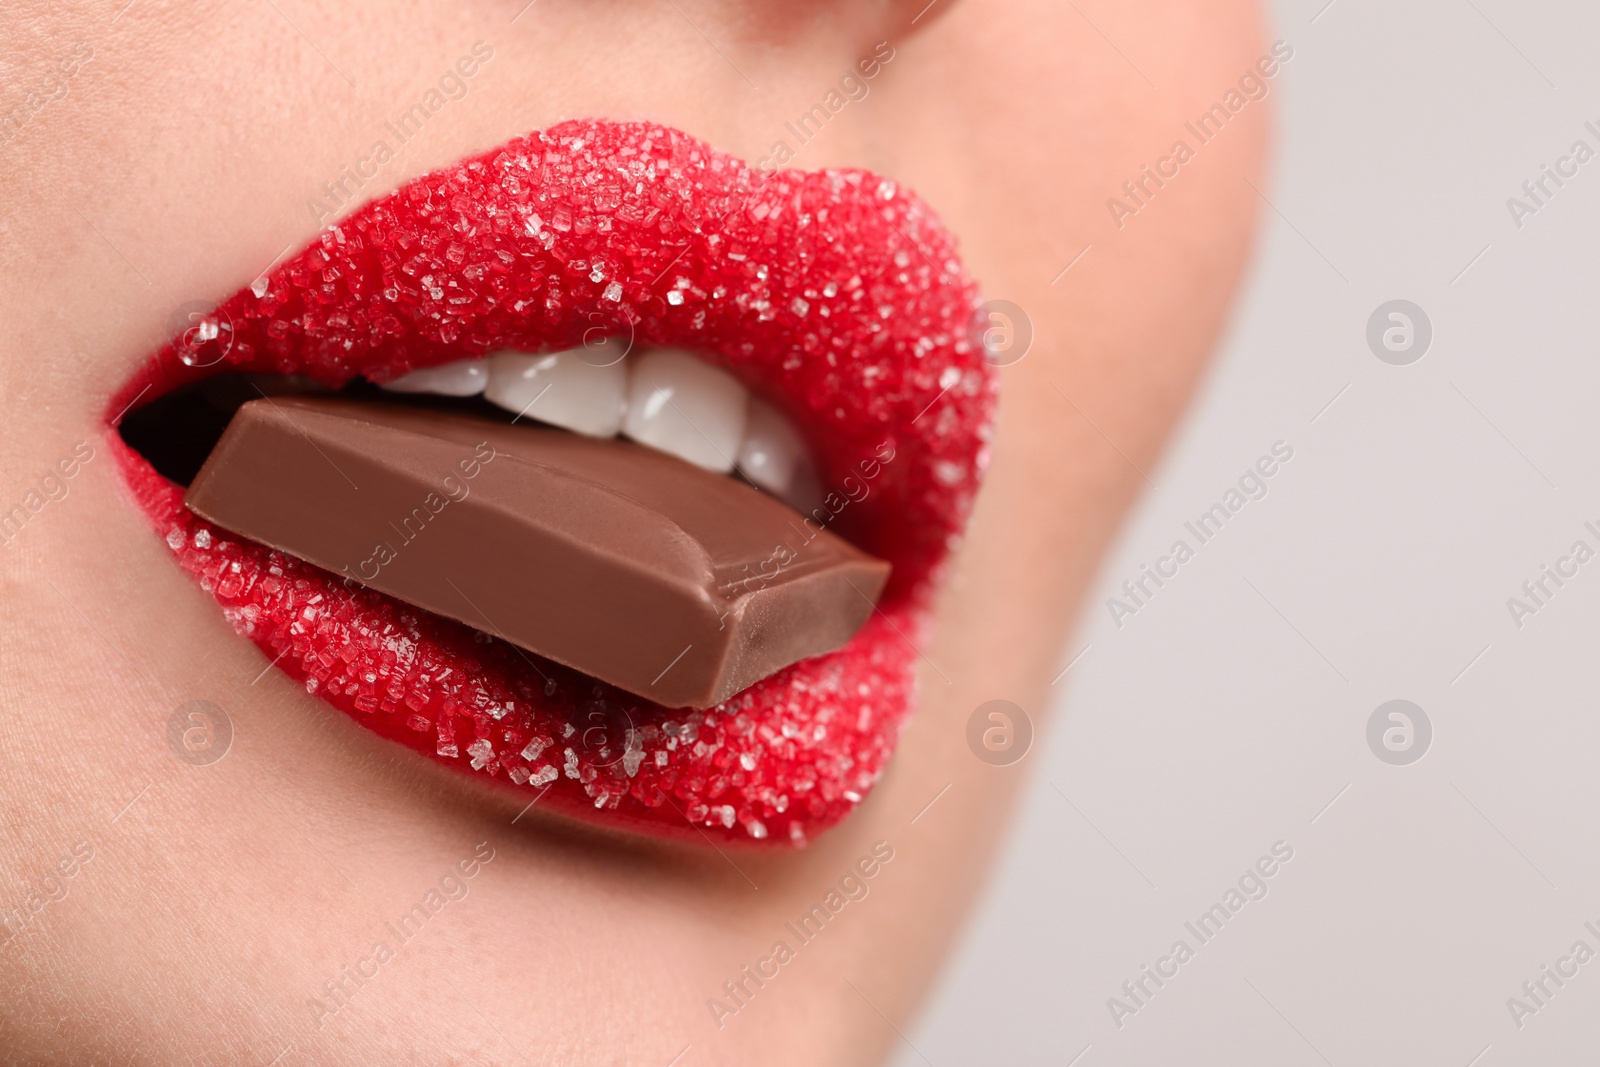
[110,119,995,845]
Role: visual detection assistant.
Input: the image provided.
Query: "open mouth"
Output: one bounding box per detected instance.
[108,119,995,846]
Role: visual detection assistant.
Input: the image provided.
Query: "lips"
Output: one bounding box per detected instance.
[109,119,995,846]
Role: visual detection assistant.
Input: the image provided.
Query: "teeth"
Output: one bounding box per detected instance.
[380,358,488,396]
[737,397,808,498]
[622,348,748,473]
[483,342,627,437]
[382,345,819,507]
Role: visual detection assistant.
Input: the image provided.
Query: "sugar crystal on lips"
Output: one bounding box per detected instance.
[112,118,996,843]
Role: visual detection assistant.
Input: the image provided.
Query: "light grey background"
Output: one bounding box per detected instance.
[895,1,1600,1063]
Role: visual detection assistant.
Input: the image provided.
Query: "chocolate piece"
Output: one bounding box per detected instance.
[184,396,889,708]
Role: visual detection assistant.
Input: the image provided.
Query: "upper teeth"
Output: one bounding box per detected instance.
[737,395,808,499]
[483,343,627,438]
[379,358,489,397]
[381,346,819,510]
[622,348,746,474]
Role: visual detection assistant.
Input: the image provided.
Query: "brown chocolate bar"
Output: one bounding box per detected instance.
[184,396,889,708]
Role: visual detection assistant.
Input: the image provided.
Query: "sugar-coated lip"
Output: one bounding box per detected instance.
[109,119,996,846]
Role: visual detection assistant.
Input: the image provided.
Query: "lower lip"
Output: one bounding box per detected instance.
[110,119,995,846]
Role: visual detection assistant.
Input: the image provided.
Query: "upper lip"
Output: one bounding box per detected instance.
[110,119,996,846]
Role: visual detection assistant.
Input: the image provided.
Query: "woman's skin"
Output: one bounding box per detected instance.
[0,1,1265,1062]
